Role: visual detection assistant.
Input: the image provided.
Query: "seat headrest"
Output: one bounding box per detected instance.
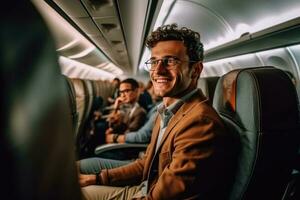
[213,66,300,132]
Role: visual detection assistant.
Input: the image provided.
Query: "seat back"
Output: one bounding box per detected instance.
[1,2,82,199]
[198,76,220,105]
[63,75,79,134]
[213,67,300,200]
[72,79,88,136]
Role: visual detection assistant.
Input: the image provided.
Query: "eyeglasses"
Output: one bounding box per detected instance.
[119,89,133,94]
[145,56,197,71]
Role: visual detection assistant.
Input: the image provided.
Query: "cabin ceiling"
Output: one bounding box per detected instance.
[159,0,300,51]
[36,0,161,78]
[34,0,300,80]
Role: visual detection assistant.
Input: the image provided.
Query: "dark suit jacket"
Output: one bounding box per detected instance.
[124,104,147,132]
[112,104,147,134]
[100,89,237,199]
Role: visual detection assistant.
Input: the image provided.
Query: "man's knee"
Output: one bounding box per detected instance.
[82,185,118,200]
[81,185,141,200]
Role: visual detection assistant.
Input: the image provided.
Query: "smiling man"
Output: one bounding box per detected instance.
[80,24,237,200]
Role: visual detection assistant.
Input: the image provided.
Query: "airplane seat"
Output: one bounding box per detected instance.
[198,76,220,105]
[1,1,82,199]
[63,75,79,134]
[82,80,95,122]
[77,80,108,159]
[212,66,300,200]
[93,79,116,107]
[71,79,88,137]
[72,79,94,159]
[78,79,95,137]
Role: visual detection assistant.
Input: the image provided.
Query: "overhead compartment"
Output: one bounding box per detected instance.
[204,17,300,62]
[53,0,89,17]
[72,17,100,35]
[47,0,131,73]
[81,0,115,17]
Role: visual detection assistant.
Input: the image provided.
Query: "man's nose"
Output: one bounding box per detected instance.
[121,92,126,97]
[155,60,167,72]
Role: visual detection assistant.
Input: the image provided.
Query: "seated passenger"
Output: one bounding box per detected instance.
[105,98,161,144]
[106,78,147,135]
[79,99,162,172]
[79,107,158,174]
[79,24,237,200]
[78,78,147,157]
[106,77,120,106]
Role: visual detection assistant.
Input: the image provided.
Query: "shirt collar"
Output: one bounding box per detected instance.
[157,88,198,115]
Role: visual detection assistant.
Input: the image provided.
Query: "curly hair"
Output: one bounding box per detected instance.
[145,23,204,62]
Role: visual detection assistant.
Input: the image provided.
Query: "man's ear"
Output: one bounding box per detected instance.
[191,62,203,78]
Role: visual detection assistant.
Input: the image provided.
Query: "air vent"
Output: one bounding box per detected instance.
[101,23,118,32]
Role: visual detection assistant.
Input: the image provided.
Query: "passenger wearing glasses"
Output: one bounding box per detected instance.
[80,24,237,200]
[106,78,147,137]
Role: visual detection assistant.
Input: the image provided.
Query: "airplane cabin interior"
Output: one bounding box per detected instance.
[2,0,300,199]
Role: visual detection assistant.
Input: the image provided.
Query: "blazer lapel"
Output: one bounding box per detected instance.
[154,89,207,153]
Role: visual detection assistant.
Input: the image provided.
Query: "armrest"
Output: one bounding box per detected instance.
[94,143,148,160]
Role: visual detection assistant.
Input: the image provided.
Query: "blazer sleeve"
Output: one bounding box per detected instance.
[99,144,153,186]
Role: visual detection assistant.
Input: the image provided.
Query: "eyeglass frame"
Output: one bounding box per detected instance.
[144,56,198,71]
[119,88,134,95]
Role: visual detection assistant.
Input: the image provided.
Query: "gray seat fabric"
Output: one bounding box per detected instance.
[1,2,82,199]
[213,67,300,200]
[198,76,220,105]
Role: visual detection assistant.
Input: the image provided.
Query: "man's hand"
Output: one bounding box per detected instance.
[106,128,126,143]
[93,110,102,120]
[105,133,114,143]
[113,96,125,110]
[107,110,123,125]
[78,174,96,187]
[105,127,114,135]
[107,97,115,104]
[105,128,114,143]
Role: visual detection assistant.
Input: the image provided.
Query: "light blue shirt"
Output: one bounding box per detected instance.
[124,105,158,143]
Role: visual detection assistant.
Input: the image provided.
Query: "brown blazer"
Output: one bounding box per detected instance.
[100,89,237,199]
